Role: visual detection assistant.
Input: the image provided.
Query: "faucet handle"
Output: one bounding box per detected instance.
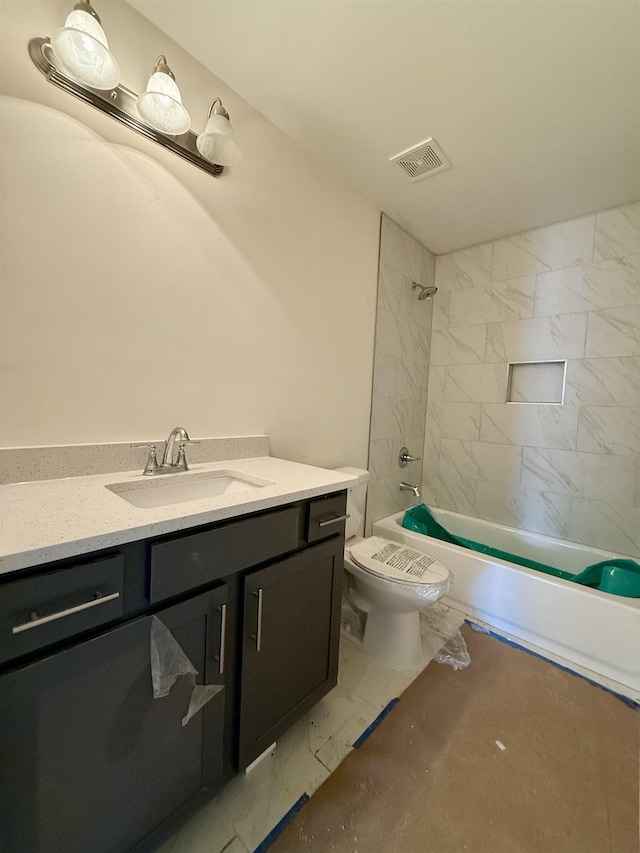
[176,441,199,471]
[399,446,422,468]
[131,443,160,476]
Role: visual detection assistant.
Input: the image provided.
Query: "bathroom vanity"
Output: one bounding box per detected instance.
[0,456,353,853]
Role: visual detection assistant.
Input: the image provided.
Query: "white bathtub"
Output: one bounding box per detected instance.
[373,508,640,700]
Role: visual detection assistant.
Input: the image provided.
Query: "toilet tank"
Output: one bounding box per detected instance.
[334,467,369,539]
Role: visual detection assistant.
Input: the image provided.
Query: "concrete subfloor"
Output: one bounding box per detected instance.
[269,625,639,853]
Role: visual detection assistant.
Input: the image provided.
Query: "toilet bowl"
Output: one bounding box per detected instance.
[335,468,452,671]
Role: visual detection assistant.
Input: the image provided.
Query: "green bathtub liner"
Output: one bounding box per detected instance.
[402,504,640,598]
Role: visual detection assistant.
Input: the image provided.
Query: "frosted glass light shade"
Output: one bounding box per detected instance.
[137,71,191,136]
[196,113,242,166]
[51,9,120,90]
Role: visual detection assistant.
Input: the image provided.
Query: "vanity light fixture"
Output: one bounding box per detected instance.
[28,2,242,178]
[196,99,242,166]
[136,55,191,136]
[50,0,120,91]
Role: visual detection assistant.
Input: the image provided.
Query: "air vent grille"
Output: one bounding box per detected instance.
[390,138,451,182]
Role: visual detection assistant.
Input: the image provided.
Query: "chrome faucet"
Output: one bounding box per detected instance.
[162,426,191,468]
[399,481,421,498]
[131,426,199,476]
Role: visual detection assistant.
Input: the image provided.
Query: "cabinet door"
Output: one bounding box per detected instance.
[0,585,227,853]
[239,539,343,768]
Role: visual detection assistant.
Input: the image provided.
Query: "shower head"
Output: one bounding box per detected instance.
[411,282,437,301]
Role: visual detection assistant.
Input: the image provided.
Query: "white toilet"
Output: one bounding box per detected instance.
[336,467,451,671]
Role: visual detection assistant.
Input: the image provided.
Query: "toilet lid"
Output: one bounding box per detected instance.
[348,536,450,587]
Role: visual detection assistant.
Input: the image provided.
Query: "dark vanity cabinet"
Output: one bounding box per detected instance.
[0,491,347,853]
[239,537,343,768]
[0,586,227,853]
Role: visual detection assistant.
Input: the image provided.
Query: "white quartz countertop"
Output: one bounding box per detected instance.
[0,457,357,575]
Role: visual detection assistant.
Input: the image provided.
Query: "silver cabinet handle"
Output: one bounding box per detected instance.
[251,589,263,652]
[318,513,350,528]
[217,603,227,675]
[12,591,120,635]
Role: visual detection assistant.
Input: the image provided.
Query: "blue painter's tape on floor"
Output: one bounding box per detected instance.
[253,793,310,853]
[466,620,639,710]
[353,697,400,749]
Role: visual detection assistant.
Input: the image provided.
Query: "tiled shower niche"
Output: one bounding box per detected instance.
[506,361,567,405]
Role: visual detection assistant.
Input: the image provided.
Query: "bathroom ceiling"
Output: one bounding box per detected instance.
[127,1,640,254]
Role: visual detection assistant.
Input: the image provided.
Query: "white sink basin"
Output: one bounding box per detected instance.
[107,470,274,509]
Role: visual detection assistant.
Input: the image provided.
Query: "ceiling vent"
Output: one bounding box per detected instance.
[389,138,451,182]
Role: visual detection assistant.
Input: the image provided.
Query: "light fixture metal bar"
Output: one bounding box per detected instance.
[28,37,223,178]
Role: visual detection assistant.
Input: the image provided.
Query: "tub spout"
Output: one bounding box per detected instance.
[399,482,421,498]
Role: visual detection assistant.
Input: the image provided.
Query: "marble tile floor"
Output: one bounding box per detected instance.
[156,603,466,853]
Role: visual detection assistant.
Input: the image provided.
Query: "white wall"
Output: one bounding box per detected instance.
[0,1,380,469]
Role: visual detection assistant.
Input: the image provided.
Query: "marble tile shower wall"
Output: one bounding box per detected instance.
[423,201,640,556]
[366,215,436,532]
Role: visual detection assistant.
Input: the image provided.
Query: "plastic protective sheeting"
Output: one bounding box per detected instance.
[423,607,471,672]
[403,504,640,597]
[150,616,223,726]
[434,631,471,671]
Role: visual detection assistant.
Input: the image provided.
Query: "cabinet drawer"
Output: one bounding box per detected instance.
[305,492,348,543]
[149,506,301,603]
[0,555,124,665]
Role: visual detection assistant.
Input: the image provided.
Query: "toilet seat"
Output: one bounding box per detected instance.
[348,536,450,590]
